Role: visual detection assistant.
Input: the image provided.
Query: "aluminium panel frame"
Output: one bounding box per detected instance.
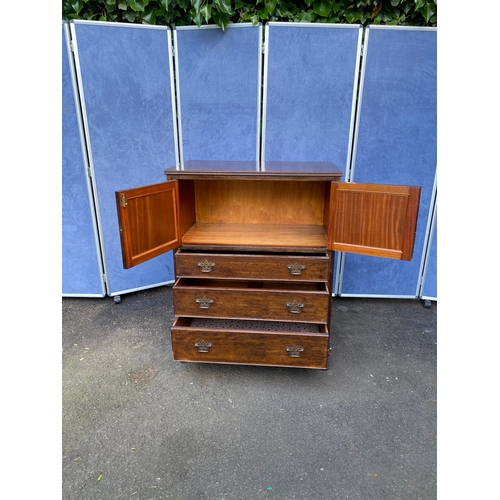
[62,20,106,298]
[174,23,263,169]
[335,24,437,298]
[419,170,437,302]
[261,22,363,174]
[70,20,179,297]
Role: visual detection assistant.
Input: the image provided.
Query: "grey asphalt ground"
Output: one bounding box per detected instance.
[62,285,437,500]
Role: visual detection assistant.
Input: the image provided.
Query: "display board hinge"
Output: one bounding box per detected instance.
[261,43,265,54]
[69,40,74,52]
[102,273,107,283]
[360,44,364,56]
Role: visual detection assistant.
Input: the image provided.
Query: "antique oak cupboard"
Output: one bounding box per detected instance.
[116,161,420,369]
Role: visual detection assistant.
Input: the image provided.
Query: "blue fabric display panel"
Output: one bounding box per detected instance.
[421,207,437,300]
[71,21,177,296]
[174,25,262,163]
[62,22,105,297]
[340,27,437,297]
[262,23,362,171]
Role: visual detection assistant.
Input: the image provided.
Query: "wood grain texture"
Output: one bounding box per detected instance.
[193,179,328,225]
[171,319,329,368]
[165,160,343,181]
[174,250,330,282]
[115,181,180,269]
[328,183,421,260]
[181,223,327,250]
[173,278,330,323]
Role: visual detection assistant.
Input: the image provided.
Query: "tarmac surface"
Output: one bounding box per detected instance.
[62,285,437,500]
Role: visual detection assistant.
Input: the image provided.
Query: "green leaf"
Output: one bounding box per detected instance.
[257,6,269,19]
[304,0,314,7]
[192,0,202,12]
[331,1,342,14]
[421,3,435,22]
[313,0,331,17]
[216,0,234,15]
[390,0,400,5]
[71,0,83,14]
[296,10,316,22]
[118,1,127,9]
[374,10,389,23]
[344,8,365,23]
[200,3,212,21]
[128,0,145,12]
[235,0,245,8]
[415,0,426,9]
[402,0,412,14]
[213,10,230,30]
[190,7,203,25]
[124,10,136,20]
[265,0,277,15]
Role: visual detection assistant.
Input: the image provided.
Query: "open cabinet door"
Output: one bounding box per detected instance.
[116,181,181,269]
[328,183,421,261]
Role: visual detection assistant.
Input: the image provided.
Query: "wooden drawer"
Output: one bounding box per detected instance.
[175,250,330,282]
[171,317,330,369]
[173,278,330,323]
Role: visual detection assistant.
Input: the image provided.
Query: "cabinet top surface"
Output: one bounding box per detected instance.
[165,160,343,180]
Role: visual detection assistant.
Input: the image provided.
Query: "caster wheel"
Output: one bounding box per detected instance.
[114,295,121,304]
[423,299,431,309]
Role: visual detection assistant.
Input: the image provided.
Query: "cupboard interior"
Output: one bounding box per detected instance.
[177,179,332,250]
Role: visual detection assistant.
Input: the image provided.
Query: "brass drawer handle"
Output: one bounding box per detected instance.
[287,262,306,276]
[286,345,304,358]
[286,300,304,314]
[196,296,214,309]
[198,260,215,273]
[195,341,212,353]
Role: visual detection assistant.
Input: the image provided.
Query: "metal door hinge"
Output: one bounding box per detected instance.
[120,193,127,208]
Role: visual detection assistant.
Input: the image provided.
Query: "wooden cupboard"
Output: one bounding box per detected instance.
[116,161,420,369]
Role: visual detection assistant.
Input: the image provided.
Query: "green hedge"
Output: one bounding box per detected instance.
[62,0,437,30]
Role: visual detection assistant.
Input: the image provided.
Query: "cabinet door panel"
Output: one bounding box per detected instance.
[328,183,420,261]
[116,181,180,269]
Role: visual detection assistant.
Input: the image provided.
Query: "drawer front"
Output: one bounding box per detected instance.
[173,280,330,323]
[175,250,330,282]
[171,319,329,369]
